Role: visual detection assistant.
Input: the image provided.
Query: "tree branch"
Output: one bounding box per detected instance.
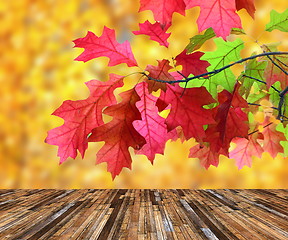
[143,51,288,123]
[142,51,288,84]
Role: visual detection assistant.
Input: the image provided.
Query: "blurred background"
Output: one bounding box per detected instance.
[0,0,287,188]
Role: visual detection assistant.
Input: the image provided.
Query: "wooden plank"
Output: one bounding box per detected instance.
[0,189,287,239]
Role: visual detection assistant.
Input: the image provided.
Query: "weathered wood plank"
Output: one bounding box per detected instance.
[0,189,287,239]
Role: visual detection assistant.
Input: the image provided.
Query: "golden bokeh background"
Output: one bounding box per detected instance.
[0,0,287,188]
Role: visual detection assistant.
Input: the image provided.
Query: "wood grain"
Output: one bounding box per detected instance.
[0,189,287,239]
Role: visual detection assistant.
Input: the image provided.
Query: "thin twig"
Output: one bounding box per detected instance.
[242,75,280,93]
[248,122,273,136]
[247,103,278,110]
[265,54,288,75]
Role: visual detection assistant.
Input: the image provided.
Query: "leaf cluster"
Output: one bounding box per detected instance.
[46,0,288,178]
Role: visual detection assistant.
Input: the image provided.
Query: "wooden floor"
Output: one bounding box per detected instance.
[0,190,287,240]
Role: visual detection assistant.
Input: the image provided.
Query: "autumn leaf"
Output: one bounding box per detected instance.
[133,82,173,162]
[45,74,124,163]
[185,28,216,53]
[139,0,186,24]
[73,26,138,67]
[215,84,249,143]
[261,118,286,158]
[185,0,242,39]
[235,0,256,18]
[175,50,210,78]
[189,144,220,169]
[203,83,249,155]
[157,84,216,141]
[88,88,146,179]
[145,59,175,92]
[133,21,171,47]
[230,134,263,169]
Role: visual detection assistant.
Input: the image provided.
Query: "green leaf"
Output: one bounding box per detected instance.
[240,57,267,97]
[186,28,216,53]
[268,81,281,106]
[266,9,288,32]
[180,77,218,99]
[201,38,244,92]
[268,81,288,120]
[246,83,267,103]
[276,123,288,157]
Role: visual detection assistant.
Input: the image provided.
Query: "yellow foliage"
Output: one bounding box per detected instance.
[0,0,287,188]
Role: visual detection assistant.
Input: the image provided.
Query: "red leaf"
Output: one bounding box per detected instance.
[175,50,210,77]
[88,88,146,179]
[230,135,263,169]
[235,0,256,18]
[73,26,138,67]
[261,118,286,158]
[204,83,249,155]
[139,0,186,24]
[157,84,216,141]
[133,82,172,162]
[189,144,220,169]
[216,83,249,142]
[45,74,124,163]
[184,0,242,39]
[204,125,228,155]
[133,21,171,47]
[145,59,175,93]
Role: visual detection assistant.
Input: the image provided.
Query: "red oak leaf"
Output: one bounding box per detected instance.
[216,83,249,142]
[133,82,172,162]
[235,0,256,18]
[189,144,220,169]
[204,83,249,155]
[45,74,124,164]
[88,88,146,179]
[157,84,216,141]
[145,59,175,93]
[133,21,171,47]
[184,0,242,39]
[73,26,138,67]
[175,50,210,78]
[230,135,263,169]
[261,118,286,158]
[204,125,229,156]
[139,0,186,24]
